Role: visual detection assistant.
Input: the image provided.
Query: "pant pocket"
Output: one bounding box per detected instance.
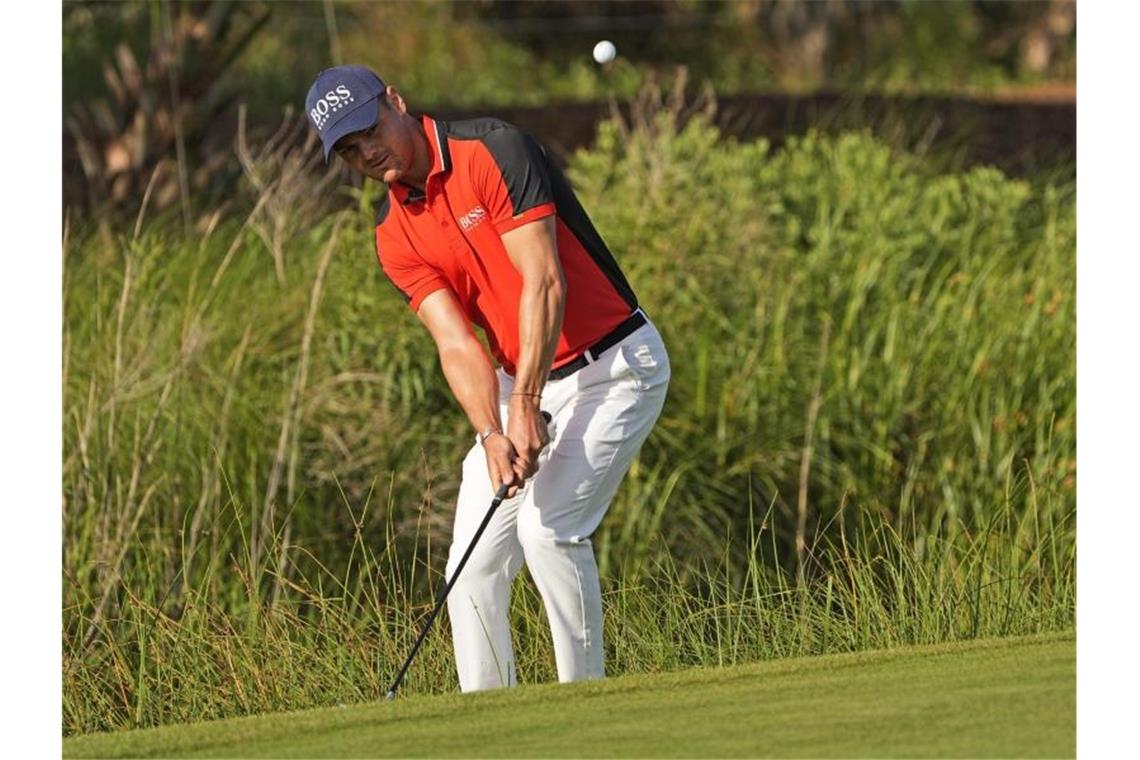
[618,336,670,393]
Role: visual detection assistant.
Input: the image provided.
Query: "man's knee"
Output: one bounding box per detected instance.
[446,539,523,591]
[516,507,593,558]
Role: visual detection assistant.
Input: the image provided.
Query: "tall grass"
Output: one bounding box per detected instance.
[62,91,1074,735]
[63,475,1072,734]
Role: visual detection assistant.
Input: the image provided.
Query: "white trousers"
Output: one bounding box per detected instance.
[444,318,670,692]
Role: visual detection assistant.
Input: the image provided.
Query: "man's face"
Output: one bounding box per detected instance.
[334,90,417,185]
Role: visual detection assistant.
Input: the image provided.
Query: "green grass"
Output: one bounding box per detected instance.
[64,632,1074,759]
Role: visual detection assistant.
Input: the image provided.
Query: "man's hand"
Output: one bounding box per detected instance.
[482,431,521,497]
[507,396,551,487]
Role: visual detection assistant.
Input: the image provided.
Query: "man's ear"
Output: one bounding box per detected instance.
[385,86,408,114]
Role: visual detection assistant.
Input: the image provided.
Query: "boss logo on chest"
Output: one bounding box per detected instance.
[458,206,487,231]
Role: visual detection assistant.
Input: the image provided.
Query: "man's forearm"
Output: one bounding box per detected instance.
[512,274,565,395]
[438,339,503,435]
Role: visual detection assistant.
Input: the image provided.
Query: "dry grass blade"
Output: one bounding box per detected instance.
[258,213,344,590]
[797,317,831,584]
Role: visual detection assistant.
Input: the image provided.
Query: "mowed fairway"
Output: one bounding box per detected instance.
[65,633,1074,759]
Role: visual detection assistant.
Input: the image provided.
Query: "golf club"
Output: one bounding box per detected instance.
[385,411,551,700]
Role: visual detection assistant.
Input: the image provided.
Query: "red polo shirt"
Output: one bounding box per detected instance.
[375,115,638,376]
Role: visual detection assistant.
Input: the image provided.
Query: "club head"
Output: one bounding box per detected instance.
[385,690,397,701]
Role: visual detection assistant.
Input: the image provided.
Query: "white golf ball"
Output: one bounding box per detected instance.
[592,40,616,64]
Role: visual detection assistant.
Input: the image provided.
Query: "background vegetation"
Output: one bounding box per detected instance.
[65,1,1077,115]
[61,0,1076,739]
[63,94,1074,733]
[62,0,1075,217]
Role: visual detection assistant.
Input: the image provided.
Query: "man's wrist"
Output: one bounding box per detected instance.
[478,425,503,445]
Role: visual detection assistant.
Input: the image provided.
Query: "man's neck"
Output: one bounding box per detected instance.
[400,121,434,190]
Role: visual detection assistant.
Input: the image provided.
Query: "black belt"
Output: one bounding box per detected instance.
[548,310,647,381]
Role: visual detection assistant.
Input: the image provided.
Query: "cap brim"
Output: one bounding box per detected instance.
[321,96,380,163]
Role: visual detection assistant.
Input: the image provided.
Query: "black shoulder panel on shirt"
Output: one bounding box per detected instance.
[374,193,392,227]
[448,118,553,216]
[445,116,516,140]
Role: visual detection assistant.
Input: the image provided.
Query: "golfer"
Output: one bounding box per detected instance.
[305,65,670,692]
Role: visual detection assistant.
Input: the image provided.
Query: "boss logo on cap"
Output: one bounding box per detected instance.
[309,85,355,131]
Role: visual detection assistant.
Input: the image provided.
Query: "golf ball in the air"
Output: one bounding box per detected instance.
[593,40,616,64]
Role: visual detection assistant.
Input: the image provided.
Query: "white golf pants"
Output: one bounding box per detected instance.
[445,317,670,692]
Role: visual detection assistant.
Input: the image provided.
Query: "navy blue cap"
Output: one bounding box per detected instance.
[305,65,387,162]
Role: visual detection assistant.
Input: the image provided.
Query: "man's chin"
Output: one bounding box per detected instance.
[361,166,400,184]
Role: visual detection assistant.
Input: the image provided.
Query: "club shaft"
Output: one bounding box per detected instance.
[385,483,511,698]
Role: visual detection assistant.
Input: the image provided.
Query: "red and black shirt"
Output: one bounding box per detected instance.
[376,115,638,376]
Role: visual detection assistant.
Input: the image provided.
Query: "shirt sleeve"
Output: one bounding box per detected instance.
[376,225,448,313]
[474,125,558,235]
